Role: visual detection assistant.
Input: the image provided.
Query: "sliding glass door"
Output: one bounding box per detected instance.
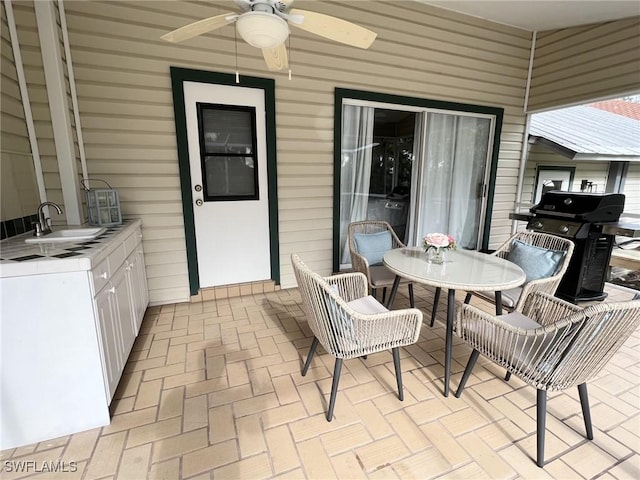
[336,93,500,270]
[410,111,493,249]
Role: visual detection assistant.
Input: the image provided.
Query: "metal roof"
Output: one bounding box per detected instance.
[529,105,640,159]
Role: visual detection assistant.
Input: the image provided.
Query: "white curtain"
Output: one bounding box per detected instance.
[416,113,490,249]
[339,104,375,264]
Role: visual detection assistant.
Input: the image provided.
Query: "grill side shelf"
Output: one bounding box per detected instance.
[602,222,640,238]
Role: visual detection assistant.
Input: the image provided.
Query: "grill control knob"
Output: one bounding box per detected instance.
[559,225,570,234]
[531,221,543,230]
[564,198,573,205]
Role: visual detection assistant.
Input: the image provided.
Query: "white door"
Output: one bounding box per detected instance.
[184,82,271,287]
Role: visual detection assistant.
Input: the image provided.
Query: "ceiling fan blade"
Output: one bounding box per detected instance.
[289,9,377,49]
[262,44,289,71]
[161,12,236,43]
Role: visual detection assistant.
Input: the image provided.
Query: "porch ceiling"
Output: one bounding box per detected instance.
[420,1,640,31]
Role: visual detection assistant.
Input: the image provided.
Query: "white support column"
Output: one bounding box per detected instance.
[34,0,82,224]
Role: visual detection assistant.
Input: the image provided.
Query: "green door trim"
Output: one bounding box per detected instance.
[170,67,280,296]
[333,88,504,272]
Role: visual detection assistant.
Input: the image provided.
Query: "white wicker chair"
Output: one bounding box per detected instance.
[454,291,640,467]
[464,231,575,314]
[348,220,415,308]
[292,253,423,421]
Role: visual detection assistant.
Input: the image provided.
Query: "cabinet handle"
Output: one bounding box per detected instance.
[100,272,108,279]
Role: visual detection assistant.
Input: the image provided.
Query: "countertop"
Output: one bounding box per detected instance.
[0,219,141,278]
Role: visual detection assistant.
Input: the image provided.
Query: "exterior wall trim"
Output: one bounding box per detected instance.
[170,67,280,295]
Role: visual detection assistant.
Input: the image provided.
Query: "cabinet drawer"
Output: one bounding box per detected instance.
[124,229,141,258]
[108,243,126,274]
[92,258,110,292]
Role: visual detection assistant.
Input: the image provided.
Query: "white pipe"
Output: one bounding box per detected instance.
[513,115,533,233]
[513,31,537,234]
[58,0,89,187]
[523,31,537,115]
[5,0,47,204]
[35,0,83,225]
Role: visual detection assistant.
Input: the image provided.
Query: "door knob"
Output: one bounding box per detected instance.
[195,199,203,206]
[194,184,202,192]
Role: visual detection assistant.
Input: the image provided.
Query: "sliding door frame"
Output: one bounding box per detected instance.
[333,88,504,273]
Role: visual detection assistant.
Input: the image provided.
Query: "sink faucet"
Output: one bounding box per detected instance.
[34,202,63,237]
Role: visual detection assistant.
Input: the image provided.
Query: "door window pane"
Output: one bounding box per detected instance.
[205,156,256,197]
[197,103,258,200]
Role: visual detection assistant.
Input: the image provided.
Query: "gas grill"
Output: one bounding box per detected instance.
[512,191,638,303]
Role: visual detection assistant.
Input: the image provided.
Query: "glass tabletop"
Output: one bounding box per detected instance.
[384,247,525,292]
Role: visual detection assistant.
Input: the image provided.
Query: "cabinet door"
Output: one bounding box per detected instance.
[126,247,149,334]
[112,265,136,358]
[95,286,123,400]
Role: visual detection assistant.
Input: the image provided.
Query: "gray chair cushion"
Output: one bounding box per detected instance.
[353,231,392,266]
[369,265,396,287]
[474,286,523,309]
[506,240,566,283]
[346,295,389,314]
[369,265,410,288]
[498,311,542,329]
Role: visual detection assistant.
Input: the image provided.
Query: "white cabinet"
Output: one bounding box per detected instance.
[0,220,148,450]
[93,227,147,401]
[95,283,124,398]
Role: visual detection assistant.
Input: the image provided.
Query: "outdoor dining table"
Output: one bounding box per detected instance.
[383,247,526,397]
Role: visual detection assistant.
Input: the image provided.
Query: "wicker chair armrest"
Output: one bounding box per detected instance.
[456,300,578,344]
[349,251,372,283]
[514,276,562,311]
[320,285,423,358]
[519,291,583,326]
[456,302,523,337]
[349,307,424,347]
[493,250,509,260]
[456,297,590,387]
[456,302,533,363]
[325,272,368,301]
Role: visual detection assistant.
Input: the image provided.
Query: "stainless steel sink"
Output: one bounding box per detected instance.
[24,227,107,244]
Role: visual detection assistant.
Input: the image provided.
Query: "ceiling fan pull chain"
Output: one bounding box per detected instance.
[288,36,292,80]
[234,25,240,83]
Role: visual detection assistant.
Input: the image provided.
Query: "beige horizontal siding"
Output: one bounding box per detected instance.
[528,17,640,112]
[1,2,39,220]
[11,0,545,300]
[622,163,640,215]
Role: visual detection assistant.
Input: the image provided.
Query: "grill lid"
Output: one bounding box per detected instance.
[530,191,625,223]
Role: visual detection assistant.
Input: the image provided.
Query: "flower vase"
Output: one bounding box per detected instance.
[427,247,445,264]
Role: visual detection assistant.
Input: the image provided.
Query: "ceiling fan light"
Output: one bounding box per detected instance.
[236,11,289,49]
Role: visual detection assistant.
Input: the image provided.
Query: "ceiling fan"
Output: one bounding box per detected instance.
[161,0,377,71]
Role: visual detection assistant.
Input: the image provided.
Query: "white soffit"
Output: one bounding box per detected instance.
[419,1,640,31]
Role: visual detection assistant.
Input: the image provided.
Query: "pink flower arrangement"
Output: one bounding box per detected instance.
[423,233,457,251]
